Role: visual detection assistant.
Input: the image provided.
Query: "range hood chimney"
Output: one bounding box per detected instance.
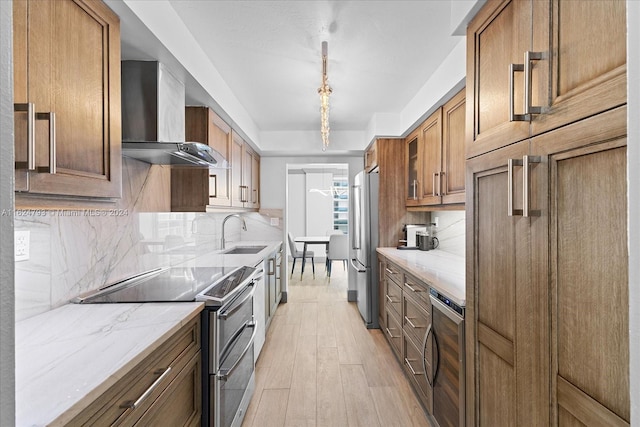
[121,61,228,168]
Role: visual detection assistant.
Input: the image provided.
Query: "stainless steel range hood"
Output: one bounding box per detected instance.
[121,61,228,168]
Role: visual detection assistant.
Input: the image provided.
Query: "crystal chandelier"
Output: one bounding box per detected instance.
[318,41,332,151]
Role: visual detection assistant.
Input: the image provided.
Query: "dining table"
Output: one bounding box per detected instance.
[294,235,330,278]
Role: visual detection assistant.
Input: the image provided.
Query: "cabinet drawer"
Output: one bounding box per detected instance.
[403,273,431,312]
[134,352,201,427]
[402,293,430,346]
[72,318,201,426]
[385,279,402,319]
[384,263,403,287]
[402,331,433,414]
[383,308,402,361]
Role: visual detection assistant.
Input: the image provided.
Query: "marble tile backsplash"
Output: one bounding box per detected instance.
[15,210,282,321]
[14,161,283,321]
[430,211,465,258]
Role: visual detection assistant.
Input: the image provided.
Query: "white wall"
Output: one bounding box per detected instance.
[305,172,334,237]
[287,173,305,251]
[0,0,14,422]
[628,1,639,423]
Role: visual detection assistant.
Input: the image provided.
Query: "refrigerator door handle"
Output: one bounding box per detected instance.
[349,259,367,273]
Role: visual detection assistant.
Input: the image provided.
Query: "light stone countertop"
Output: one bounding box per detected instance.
[15,303,203,426]
[377,247,465,306]
[15,239,282,427]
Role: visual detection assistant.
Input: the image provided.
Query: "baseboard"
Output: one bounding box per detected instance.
[347,290,357,302]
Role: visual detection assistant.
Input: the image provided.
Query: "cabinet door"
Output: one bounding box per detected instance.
[207,109,232,207]
[466,0,531,159]
[531,0,626,137]
[466,140,548,426]
[532,107,629,426]
[14,0,121,199]
[405,129,420,206]
[441,88,466,205]
[418,108,443,206]
[230,131,245,207]
[251,151,260,209]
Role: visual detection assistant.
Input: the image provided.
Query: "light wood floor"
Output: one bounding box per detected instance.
[242,260,431,427]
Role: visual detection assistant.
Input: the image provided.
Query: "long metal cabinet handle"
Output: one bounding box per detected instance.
[405,358,424,376]
[385,294,394,304]
[219,283,256,319]
[433,327,441,385]
[441,171,446,196]
[412,179,418,200]
[405,283,421,293]
[14,103,36,170]
[36,112,56,174]
[523,155,541,217]
[422,323,433,387]
[404,315,419,329]
[524,51,544,116]
[508,158,523,216]
[432,173,438,197]
[385,327,397,339]
[122,366,172,409]
[218,322,257,381]
[509,63,528,122]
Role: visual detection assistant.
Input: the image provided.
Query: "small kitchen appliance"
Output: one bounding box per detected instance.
[399,224,427,249]
[417,223,439,251]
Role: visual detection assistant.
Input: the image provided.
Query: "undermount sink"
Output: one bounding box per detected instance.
[221,245,267,255]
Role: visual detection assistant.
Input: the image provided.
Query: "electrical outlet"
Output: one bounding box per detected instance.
[433,216,439,228]
[270,217,279,226]
[15,230,30,261]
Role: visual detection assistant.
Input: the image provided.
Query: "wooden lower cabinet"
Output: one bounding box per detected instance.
[403,331,433,414]
[69,317,201,426]
[384,308,403,361]
[466,107,629,426]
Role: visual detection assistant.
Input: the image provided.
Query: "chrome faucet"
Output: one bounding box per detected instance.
[221,214,247,249]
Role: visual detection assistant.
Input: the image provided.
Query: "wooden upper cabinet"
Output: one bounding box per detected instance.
[405,89,466,208]
[530,0,626,136]
[13,0,122,201]
[405,128,420,207]
[230,131,244,207]
[230,131,259,209]
[466,0,531,159]
[418,108,443,206]
[466,0,627,159]
[441,89,466,204]
[172,107,232,211]
[365,142,378,172]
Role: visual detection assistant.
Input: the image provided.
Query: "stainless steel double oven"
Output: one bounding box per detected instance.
[74,264,263,427]
[197,265,263,427]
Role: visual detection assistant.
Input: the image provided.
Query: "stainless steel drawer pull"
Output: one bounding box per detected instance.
[36,112,56,174]
[405,283,421,293]
[385,268,395,275]
[404,316,420,329]
[524,51,545,116]
[385,327,397,339]
[122,366,172,409]
[508,158,523,217]
[509,63,528,122]
[523,155,541,217]
[405,358,424,376]
[14,103,36,170]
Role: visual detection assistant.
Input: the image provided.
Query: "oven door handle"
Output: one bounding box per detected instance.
[217,322,256,381]
[218,282,256,320]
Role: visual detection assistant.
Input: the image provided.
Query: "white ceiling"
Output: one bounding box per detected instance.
[108,0,481,153]
[168,0,460,133]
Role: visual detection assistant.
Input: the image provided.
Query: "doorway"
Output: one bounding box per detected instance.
[285,163,350,297]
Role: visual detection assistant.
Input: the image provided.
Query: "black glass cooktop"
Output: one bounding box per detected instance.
[74,266,246,304]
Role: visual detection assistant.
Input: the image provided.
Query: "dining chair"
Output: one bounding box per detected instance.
[288,232,315,279]
[327,233,349,280]
[325,230,343,270]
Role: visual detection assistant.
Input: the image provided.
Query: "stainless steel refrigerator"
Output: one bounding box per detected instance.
[350,169,379,328]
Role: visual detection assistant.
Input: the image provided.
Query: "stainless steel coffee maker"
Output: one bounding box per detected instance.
[417,223,439,251]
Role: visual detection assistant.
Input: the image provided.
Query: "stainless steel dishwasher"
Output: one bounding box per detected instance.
[425,288,465,427]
